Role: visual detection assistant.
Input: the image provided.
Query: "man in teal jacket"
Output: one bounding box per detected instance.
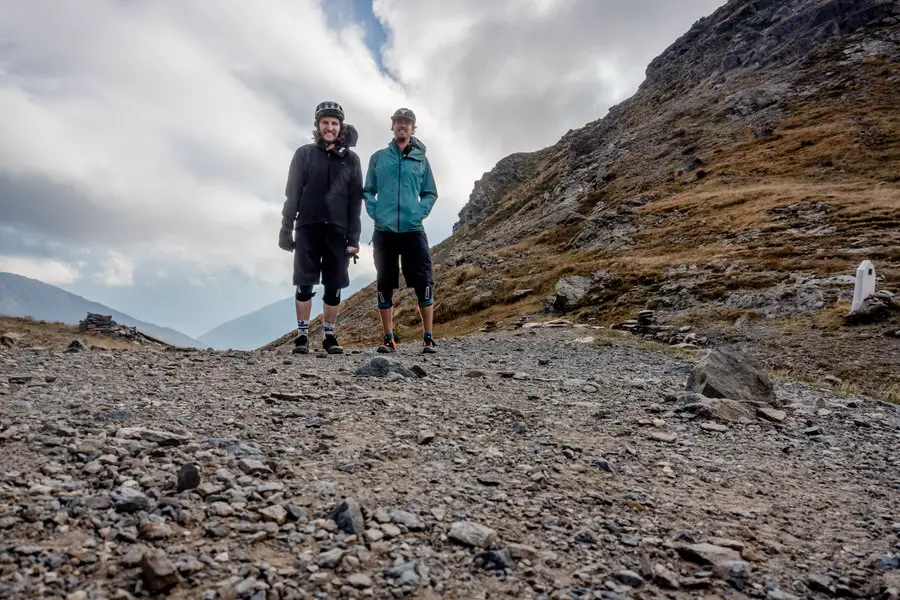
[363,107,439,353]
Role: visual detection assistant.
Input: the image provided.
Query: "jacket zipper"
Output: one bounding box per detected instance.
[396,147,402,232]
[326,151,331,225]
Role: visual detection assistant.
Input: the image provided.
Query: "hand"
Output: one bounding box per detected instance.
[278,228,295,251]
[346,246,359,256]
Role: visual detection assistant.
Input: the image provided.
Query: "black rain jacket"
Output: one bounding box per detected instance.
[280,133,363,247]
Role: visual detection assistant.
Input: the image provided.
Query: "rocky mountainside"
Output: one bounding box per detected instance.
[264,0,900,401]
[2,325,898,598]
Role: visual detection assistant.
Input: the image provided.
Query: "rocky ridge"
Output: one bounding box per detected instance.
[2,326,899,599]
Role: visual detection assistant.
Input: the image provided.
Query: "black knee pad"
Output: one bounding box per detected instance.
[415,283,434,307]
[323,286,341,307]
[376,285,394,309]
[295,285,315,302]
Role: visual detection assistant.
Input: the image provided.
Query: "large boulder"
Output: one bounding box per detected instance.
[687,348,778,407]
[553,276,592,310]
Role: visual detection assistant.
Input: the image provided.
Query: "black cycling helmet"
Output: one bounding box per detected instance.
[391,107,416,124]
[315,101,344,122]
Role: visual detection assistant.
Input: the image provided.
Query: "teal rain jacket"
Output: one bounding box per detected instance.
[363,137,438,233]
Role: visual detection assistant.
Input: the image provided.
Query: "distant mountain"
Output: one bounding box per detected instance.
[0,272,203,348]
[198,296,303,351]
[199,276,373,350]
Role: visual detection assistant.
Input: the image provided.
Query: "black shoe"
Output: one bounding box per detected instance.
[376,334,397,353]
[422,336,437,354]
[323,334,344,354]
[291,334,309,355]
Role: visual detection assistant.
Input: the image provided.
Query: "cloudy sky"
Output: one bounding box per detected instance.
[0,0,726,337]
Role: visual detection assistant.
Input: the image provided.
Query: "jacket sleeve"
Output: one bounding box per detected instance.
[346,153,363,248]
[363,153,378,221]
[281,147,305,228]
[419,157,438,219]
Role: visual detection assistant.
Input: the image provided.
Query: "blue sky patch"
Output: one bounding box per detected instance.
[321,0,390,74]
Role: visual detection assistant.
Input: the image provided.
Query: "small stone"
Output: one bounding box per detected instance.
[259,505,288,525]
[417,430,435,445]
[715,561,750,590]
[374,508,390,523]
[653,564,681,589]
[316,548,345,569]
[113,487,152,514]
[448,521,497,548]
[701,422,728,432]
[346,573,373,589]
[381,523,402,539]
[473,548,513,571]
[588,457,613,474]
[872,553,900,572]
[650,431,678,443]
[741,547,762,562]
[507,543,539,559]
[121,545,146,567]
[616,569,645,587]
[806,574,833,593]
[139,521,173,540]
[237,458,271,475]
[177,463,200,492]
[477,471,502,486]
[328,498,366,536]
[140,549,179,592]
[767,589,800,600]
[708,537,745,551]
[390,510,425,531]
[364,529,384,543]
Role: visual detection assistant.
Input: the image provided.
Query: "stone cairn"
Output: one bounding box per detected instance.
[78,313,145,342]
[613,310,708,347]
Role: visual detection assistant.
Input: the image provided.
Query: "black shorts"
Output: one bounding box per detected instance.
[373,229,433,292]
[293,225,350,288]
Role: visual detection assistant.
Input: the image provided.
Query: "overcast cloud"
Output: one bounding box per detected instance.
[0,0,725,336]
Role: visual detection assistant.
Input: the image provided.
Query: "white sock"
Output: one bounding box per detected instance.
[323,322,335,339]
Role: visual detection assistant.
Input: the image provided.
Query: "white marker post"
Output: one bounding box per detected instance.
[851,260,876,312]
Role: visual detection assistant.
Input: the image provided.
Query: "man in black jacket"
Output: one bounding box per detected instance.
[279,101,363,355]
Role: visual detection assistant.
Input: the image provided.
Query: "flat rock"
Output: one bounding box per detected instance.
[237,458,271,475]
[677,543,742,566]
[757,407,786,422]
[355,357,416,378]
[390,510,425,531]
[116,427,188,446]
[448,521,497,548]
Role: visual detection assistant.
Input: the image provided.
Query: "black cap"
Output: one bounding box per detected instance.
[391,107,416,124]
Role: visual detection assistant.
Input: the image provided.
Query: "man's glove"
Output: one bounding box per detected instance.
[278,226,295,252]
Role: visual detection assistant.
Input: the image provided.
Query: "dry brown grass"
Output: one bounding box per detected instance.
[0,316,148,351]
